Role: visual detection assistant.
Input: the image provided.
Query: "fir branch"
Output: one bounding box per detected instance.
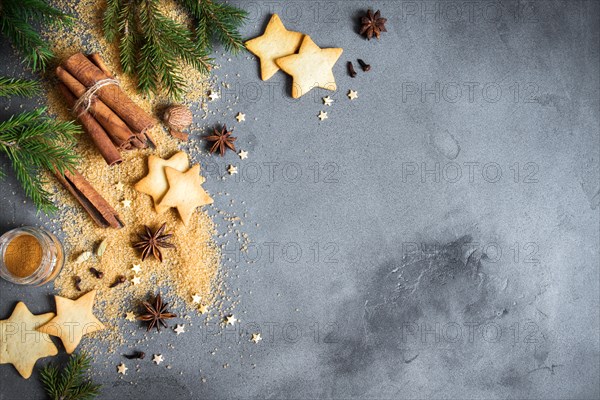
[103,0,211,98]
[0,107,80,214]
[103,0,244,98]
[0,77,41,98]
[0,0,72,71]
[178,0,247,54]
[40,353,101,400]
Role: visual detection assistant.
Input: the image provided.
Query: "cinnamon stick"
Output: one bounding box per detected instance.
[63,53,156,136]
[53,169,124,229]
[58,83,122,166]
[88,53,113,78]
[56,66,134,149]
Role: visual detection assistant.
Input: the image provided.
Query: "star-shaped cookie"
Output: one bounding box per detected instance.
[134,152,190,214]
[245,14,304,81]
[275,35,343,98]
[37,290,105,354]
[0,302,58,379]
[158,165,213,225]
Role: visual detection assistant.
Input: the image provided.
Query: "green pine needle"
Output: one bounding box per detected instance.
[0,105,80,214]
[179,0,247,53]
[40,353,101,400]
[0,77,41,98]
[0,0,72,71]
[103,0,244,99]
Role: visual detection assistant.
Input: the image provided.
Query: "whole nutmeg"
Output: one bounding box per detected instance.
[163,105,193,131]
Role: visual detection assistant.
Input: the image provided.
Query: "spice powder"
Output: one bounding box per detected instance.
[4,235,43,278]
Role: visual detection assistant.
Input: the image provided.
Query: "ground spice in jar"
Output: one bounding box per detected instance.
[4,235,43,278]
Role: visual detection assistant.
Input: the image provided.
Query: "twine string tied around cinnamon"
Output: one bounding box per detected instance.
[72,78,120,115]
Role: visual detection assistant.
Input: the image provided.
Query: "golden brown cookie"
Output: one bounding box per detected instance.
[245,14,304,81]
[38,290,105,354]
[275,35,343,98]
[0,302,58,379]
[158,165,213,225]
[134,152,190,214]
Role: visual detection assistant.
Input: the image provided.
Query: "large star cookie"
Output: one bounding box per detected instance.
[158,165,213,226]
[275,35,343,98]
[245,14,304,81]
[0,302,58,379]
[135,152,189,213]
[38,290,105,354]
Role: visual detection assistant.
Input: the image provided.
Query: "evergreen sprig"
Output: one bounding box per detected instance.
[0,0,73,71]
[104,0,212,99]
[40,353,101,400]
[0,77,80,213]
[103,0,246,99]
[178,0,247,54]
[0,76,41,97]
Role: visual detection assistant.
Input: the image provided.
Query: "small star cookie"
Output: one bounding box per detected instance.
[251,333,262,344]
[174,324,185,335]
[245,14,304,81]
[275,35,343,98]
[0,302,58,379]
[38,290,105,354]
[117,363,128,375]
[224,315,237,326]
[153,354,164,365]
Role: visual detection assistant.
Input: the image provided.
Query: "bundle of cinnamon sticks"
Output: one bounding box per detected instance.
[56,53,157,166]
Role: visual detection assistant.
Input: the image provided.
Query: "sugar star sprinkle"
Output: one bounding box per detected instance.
[208,91,220,101]
[239,150,248,160]
[117,363,128,375]
[318,111,328,121]
[235,112,246,122]
[125,312,136,322]
[115,182,124,191]
[152,354,164,365]
[198,304,209,314]
[131,264,142,274]
[131,276,141,285]
[323,96,334,106]
[251,333,262,343]
[121,199,131,208]
[224,315,237,326]
[174,324,185,335]
[228,165,238,175]
[348,90,358,100]
[192,294,202,304]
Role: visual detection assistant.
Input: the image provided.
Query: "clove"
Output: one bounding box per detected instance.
[89,267,104,279]
[347,61,357,78]
[110,275,126,288]
[357,59,371,72]
[123,351,145,360]
[73,276,82,291]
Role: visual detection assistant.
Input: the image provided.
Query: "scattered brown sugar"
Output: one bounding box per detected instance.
[4,235,43,278]
[38,0,227,351]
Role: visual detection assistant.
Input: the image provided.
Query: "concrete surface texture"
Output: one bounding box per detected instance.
[1,1,599,399]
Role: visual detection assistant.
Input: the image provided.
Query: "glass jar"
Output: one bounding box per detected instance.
[0,226,65,285]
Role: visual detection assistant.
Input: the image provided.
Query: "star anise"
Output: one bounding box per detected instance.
[137,293,177,332]
[205,125,237,156]
[360,9,387,40]
[133,223,175,262]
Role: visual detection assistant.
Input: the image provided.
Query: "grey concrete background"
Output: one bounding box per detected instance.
[1,0,599,399]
